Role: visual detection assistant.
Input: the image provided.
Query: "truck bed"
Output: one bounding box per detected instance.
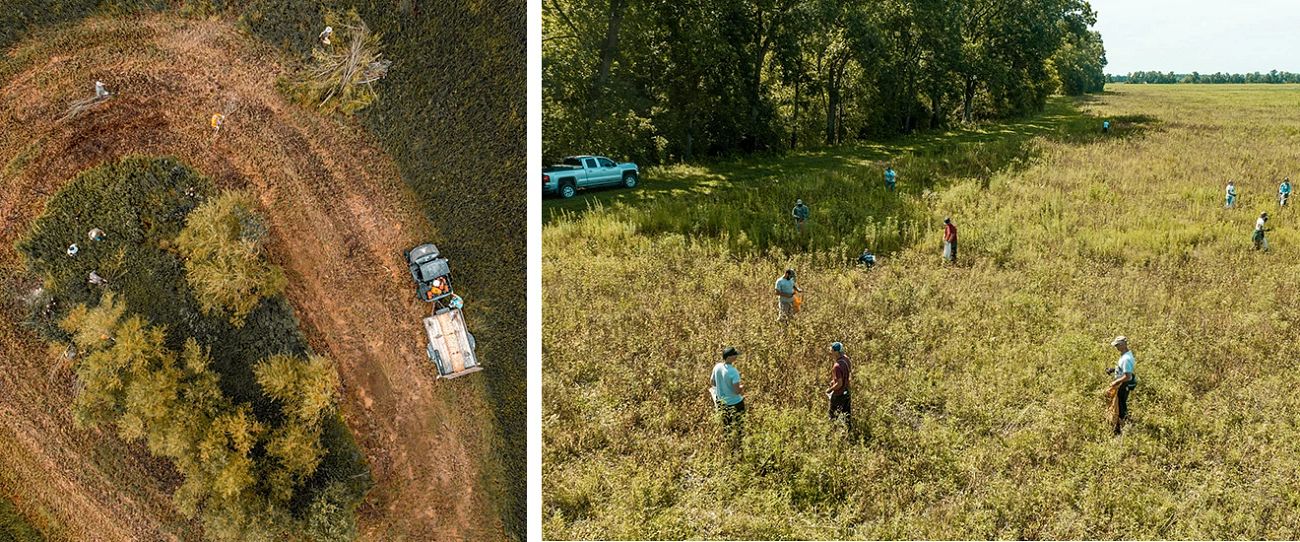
[423,309,481,379]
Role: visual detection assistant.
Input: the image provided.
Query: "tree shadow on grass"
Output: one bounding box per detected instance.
[543,96,1158,257]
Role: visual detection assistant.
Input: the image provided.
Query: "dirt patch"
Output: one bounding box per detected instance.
[0,15,505,541]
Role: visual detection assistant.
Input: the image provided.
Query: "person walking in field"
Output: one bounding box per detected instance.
[1254,212,1270,251]
[942,217,958,264]
[1102,119,1110,133]
[1106,336,1137,435]
[884,166,897,192]
[792,199,810,233]
[710,346,746,447]
[1280,178,1291,207]
[825,342,852,431]
[1225,181,1237,208]
[774,268,802,320]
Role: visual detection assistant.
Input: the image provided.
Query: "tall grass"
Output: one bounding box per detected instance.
[543,85,1300,539]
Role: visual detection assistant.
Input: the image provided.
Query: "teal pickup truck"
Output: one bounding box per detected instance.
[541,155,640,198]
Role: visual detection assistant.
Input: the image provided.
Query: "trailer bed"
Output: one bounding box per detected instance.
[423,308,481,379]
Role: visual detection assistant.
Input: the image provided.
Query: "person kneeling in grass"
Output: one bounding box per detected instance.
[710,347,746,448]
[1254,212,1271,251]
[1107,336,1138,436]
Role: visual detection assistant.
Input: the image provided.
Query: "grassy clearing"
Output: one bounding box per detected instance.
[0,496,44,541]
[543,85,1300,539]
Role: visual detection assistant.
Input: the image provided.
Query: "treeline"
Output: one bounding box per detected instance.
[543,0,1107,165]
[1110,71,1300,84]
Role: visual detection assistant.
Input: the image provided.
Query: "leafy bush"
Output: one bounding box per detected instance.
[175,191,286,328]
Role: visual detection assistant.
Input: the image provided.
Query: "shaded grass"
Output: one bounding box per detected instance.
[0,496,43,542]
[542,85,1300,539]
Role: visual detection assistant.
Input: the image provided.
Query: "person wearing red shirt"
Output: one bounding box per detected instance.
[942,217,958,264]
[825,342,851,431]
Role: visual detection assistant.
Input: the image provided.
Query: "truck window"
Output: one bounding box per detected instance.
[562,157,582,167]
[584,158,598,169]
[598,158,616,168]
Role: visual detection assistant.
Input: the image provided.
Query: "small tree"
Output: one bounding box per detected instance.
[175,191,286,328]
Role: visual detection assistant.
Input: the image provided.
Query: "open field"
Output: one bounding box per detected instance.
[543,84,1300,539]
[0,12,517,541]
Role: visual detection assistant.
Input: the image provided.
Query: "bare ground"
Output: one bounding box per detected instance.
[0,15,506,541]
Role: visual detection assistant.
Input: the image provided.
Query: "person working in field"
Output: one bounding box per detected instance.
[942,217,958,264]
[857,248,877,268]
[1106,336,1138,435]
[792,199,810,233]
[1102,119,1110,133]
[319,26,334,45]
[94,81,110,99]
[1225,181,1237,208]
[884,166,897,192]
[1280,178,1292,207]
[710,346,746,448]
[826,342,852,431]
[1254,212,1270,251]
[774,268,802,320]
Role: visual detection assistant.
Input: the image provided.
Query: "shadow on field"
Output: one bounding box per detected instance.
[544,96,1158,257]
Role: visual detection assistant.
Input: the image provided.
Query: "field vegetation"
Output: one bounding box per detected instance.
[19,157,369,542]
[1,1,523,539]
[543,85,1300,539]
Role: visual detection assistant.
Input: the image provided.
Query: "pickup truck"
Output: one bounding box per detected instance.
[541,155,639,198]
[403,243,482,379]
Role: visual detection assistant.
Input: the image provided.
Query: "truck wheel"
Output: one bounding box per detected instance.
[560,182,576,199]
[623,172,639,188]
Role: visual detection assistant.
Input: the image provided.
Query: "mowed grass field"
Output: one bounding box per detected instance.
[542,84,1300,540]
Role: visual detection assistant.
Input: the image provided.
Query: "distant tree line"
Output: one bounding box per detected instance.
[1110,71,1300,84]
[544,0,1107,165]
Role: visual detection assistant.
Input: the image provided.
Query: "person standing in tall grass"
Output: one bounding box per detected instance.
[1225,181,1237,208]
[1279,178,1291,207]
[825,342,852,432]
[884,166,897,192]
[792,199,810,233]
[1107,336,1137,435]
[1254,212,1270,251]
[774,269,802,320]
[942,217,958,264]
[710,347,746,448]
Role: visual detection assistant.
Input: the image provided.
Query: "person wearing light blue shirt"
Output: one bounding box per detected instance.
[774,268,801,320]
[884,166,897,192]
[710,346,746,447]
[1102,120,1110,133]
[1107,336,1138,435]
[1280,178,1291,207]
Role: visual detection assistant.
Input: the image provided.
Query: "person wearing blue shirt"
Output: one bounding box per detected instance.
[1102,119,1110,133]
[884,166,897,192]
[710,346,746,447]
[1280,178,1292,207]
[1225,181,1237,208]
[792,199,810,233]
[1107,336,1138,435]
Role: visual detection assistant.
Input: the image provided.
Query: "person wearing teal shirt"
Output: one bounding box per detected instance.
[1280,178,1292,207]
[1102,119,1110,133]
[1107,336,1138,435]
[1225,181,1237,208]
[710,346,746,447]
[792,199,810,233]
[884,166,897,191]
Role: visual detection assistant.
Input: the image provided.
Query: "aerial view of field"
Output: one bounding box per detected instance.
[0,2,522,541]
[542,0,1300,539]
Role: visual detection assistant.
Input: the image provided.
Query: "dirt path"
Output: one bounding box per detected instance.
[0,15,505,541]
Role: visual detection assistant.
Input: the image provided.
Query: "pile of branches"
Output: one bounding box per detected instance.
[59,93,110,122]
[283,10,392,115]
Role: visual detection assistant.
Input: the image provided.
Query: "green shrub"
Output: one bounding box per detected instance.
[175,191,286,328]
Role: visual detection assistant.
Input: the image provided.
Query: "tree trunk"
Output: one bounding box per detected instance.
[593,0,628,99]
[791,76,800,150]
[963,75,977,123]
[825,76,838,145]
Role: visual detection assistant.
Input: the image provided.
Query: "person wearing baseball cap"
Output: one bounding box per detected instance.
[774,268,803,321]
[710,346,746,447]
[825,341,852,431]
[792,199,810,234]
[1107,336,1138,435]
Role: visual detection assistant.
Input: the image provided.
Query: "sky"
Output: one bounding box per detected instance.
[1089,0,1300,75]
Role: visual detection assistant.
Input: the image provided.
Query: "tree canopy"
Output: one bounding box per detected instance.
[543,0,1107,165]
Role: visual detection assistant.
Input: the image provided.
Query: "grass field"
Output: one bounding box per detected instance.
[542,84,1300,539]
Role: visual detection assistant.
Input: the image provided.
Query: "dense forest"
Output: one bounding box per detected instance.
[1110,71,1300,84]
[543,0,1107,165]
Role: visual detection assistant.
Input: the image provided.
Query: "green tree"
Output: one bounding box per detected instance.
[175,191,286,328]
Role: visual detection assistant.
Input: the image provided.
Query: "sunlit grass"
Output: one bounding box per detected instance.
[543,85,1300,539]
